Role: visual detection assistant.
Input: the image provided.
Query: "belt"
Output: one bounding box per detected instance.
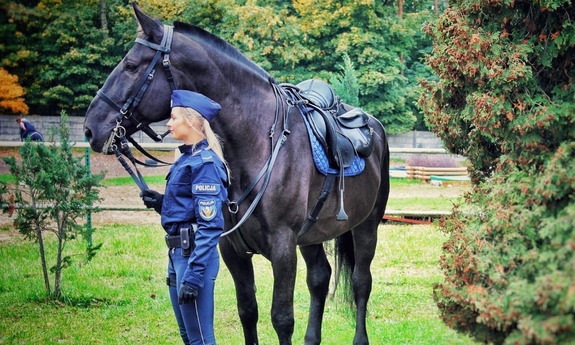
[165,223,198,249]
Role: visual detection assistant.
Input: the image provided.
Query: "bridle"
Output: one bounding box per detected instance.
[97,25,176,166]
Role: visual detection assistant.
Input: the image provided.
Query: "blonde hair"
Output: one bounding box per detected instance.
[181,107,231,178]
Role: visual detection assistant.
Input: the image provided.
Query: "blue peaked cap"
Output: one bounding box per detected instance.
[171,90,221,122]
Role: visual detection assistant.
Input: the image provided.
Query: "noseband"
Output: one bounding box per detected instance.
[97,25,176,156]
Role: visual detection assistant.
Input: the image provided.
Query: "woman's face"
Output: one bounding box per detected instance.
[167,107,203,144]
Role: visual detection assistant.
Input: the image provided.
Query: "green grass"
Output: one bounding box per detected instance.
[386,196,463,211]
[390,177,423,186]
[0,174,165,187]
[0,223,477,345]
[387,177,466,211]
[102,175,166,187]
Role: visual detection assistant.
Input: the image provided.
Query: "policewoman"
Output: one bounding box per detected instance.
[141,90,229,345]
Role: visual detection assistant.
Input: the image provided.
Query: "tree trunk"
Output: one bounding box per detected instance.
[100,0,108,39]
[398,0,405,75]
[54,213,65,300]
[36,224,51,298]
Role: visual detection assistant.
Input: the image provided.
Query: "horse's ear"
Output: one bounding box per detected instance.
[132,2,163,41]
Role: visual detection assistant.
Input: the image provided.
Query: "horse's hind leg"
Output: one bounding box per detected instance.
[299,244,331,345]
[219,238,259,345]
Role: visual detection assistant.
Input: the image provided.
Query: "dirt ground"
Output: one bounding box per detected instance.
[0,148,468,240]
[0,148,173,235]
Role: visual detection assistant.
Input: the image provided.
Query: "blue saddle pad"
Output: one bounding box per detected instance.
[302,114,365,176]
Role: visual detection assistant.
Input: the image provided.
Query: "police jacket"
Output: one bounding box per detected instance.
[161,140,228,288]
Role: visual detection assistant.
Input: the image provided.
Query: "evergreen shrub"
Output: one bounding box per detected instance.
[419,0,575,343]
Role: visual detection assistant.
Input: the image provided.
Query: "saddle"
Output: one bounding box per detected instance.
[280,79,376,230]
[295,79,374,168]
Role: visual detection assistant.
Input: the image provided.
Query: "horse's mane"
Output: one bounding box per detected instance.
[174,21,271,80]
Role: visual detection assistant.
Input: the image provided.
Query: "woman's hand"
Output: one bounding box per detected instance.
[140,189,163,214]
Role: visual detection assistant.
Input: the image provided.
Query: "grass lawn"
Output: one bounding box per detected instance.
[0,168,475,344]
[0,222,477,345]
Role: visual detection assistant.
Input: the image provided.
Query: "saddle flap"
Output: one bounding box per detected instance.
[334,132,356,168]
[336,108,369,128]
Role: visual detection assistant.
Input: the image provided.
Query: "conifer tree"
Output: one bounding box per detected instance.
[420,1,575,343]
[1,112,105,300]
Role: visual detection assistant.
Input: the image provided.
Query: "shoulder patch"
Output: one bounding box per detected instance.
[198,199,217,221]
[193,183,220,195]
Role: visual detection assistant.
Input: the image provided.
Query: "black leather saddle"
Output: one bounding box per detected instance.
[280,79,376,227]
[293,79,374,168]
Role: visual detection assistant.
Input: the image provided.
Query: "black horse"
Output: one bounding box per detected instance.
[84,4,389,345]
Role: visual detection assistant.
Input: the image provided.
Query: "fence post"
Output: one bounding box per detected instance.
[84,137,92,246]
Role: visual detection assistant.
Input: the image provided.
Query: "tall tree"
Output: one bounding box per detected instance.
[0,0,435,135]
[0,0,134,116]
[329,53,360,106]
[100,0,108,39]
[293,0,433,133]
[213,0,313,78]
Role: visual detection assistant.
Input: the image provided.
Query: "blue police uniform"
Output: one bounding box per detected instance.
[163,140,228,345]
[140,90,225,345]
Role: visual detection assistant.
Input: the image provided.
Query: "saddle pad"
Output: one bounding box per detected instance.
[302,114,365,176]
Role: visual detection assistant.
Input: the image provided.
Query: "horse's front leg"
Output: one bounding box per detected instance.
[219,238,260,345]
[299,243,331,345]
[268,232,298,345]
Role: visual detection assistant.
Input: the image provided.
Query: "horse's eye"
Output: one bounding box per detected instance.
[125,63,138,72]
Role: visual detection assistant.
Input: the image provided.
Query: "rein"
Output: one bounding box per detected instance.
[222,82,294,239]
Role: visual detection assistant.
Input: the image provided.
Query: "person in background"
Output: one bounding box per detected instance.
[140,90,229,345]
[16,118,44,142]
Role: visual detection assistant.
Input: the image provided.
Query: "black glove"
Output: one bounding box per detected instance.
[140,189,163,214]
[178,281,198,305]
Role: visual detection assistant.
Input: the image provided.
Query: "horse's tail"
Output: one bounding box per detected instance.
[334,231,355,307]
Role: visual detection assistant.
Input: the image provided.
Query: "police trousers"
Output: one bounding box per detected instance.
[167,247,219,345]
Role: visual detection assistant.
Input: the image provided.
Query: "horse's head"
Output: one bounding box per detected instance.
[86,3,276,154]
[84,4,176,153]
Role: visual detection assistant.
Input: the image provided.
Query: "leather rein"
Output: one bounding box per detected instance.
[95,24,294,247]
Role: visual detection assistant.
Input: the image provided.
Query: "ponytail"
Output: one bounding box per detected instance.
[203,119,231,180]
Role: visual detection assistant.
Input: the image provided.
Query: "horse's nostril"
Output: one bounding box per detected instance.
[84,128,92,140]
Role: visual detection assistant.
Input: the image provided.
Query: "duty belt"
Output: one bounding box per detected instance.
[165,223,198,249]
